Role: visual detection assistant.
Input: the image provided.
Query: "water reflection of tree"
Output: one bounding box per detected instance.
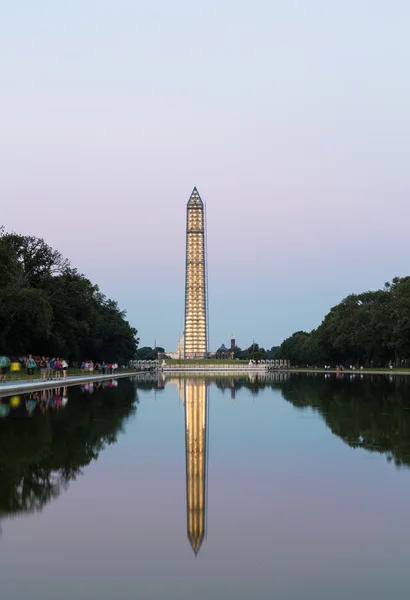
[212,374,410,467]
[0,380,138,519]
[168,374,410,468]
[276,375,410,468]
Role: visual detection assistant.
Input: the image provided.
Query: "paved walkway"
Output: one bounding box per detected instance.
[0,371,141,397]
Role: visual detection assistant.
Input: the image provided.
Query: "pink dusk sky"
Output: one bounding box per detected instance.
[1,1,410,350]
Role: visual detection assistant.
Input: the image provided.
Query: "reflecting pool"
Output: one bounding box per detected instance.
[1,373,410,599]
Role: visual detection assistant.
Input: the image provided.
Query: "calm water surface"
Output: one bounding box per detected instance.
[1,373,410,599]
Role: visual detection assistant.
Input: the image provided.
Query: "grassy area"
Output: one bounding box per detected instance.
[292,367,410,373]
[163,359,249,365]
[0,367,135,383]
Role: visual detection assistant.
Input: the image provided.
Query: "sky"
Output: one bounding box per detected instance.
[1,0,410,351]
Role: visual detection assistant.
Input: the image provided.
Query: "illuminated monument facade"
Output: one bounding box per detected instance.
[184,378,208,555]
[184,187,208,359]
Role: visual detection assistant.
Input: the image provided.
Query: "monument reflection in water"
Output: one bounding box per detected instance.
[183,378,209,555]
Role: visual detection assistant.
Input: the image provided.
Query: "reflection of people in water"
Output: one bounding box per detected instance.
[0,401,10,418]
[0,386,70,418]
[25,392,38,416]
[81,382,100,395]
[81,381,113,395]
[54,388,62,408]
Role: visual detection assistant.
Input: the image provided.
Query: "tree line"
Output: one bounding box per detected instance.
[205,373,410,468]
[274,277,410,367]
[0,227,139,364]
[228,344,280,362]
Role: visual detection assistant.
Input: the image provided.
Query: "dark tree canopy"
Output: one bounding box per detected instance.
[0,227,139,362]
[274,278,410,367]
[135,346,162,360]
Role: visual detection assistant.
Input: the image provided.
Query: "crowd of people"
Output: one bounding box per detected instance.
[80,361,119,376]
[0,355,120,383]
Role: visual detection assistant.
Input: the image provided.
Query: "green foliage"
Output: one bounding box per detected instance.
[276,277,410,367]
[232,345,244,359]
[266,346,280,359]
[135,346,160,360]
[0,228,139,362]
[230,343,267,362]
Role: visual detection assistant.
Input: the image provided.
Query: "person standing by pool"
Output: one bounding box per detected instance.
[40,357,48,380]
[61,358,68,379]
[27,355,37,381]
[89,360,94,374]
[0,356,10,383]
[48,357,55,380]
[54,358,62,380]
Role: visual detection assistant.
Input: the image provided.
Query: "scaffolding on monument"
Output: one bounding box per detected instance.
[184,187,208,359]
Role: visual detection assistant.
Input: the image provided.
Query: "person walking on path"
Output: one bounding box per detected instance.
[40,357,48,380]
[61,359,68,379]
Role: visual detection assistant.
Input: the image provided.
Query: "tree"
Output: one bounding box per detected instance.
[276,331,311,365]
[275,277,410,367]
[135,346,158,360]
[388,277,410,365]
[0,227,139,361]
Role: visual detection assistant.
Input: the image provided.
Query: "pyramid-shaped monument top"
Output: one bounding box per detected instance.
[187,187,203,206]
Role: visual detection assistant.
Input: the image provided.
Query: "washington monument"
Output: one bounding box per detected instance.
[184,187,208,359]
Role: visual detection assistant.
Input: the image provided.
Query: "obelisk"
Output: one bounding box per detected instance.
[184,187,208,359]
